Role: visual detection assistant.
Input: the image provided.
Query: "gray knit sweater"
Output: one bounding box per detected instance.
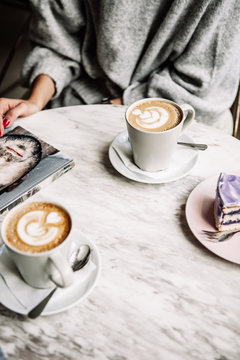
[22,0,240,125]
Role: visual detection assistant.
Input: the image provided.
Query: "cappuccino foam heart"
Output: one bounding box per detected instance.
[128,100,181,132]
[3,202,71,253]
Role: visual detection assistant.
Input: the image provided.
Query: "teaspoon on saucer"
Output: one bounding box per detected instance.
[177,141,208,150]
[27,244,91,319]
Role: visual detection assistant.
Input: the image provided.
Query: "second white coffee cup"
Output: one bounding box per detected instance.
[125,98,195,172]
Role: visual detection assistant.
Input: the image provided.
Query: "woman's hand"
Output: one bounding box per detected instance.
[0,98,40,136]
[0,74,56,136]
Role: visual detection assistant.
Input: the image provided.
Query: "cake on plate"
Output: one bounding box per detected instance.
[214,173,240,231]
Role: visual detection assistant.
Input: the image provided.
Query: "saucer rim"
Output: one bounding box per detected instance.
[44,237,101,316]
[108,130,199,184]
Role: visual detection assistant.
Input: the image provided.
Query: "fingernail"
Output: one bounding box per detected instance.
[3,118,10,127]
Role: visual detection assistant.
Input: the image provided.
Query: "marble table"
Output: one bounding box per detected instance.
[0,104,240,360]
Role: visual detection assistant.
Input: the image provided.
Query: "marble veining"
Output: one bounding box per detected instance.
[0,105,240,360]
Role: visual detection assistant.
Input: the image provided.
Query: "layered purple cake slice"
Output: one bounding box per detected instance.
[214,173,240,231]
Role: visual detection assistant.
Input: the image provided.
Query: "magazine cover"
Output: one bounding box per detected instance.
[0,125,75,214]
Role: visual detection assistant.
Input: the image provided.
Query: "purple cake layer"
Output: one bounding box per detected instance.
[223,220,240,225]
[216,202,240,216]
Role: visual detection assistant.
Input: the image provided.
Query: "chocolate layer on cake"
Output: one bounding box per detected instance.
[214,173,240,231]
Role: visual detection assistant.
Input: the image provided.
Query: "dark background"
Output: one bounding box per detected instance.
[0,0,31,99]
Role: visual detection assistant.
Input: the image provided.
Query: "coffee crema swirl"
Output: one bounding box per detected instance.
[128,100,181,132]
[4,202,71,253]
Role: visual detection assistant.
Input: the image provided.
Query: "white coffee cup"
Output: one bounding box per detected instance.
[125,98,195,171]
[1,201,74,289]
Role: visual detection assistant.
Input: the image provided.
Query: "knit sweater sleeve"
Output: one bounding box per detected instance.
[21,0,85,98]
[123,0,240,123]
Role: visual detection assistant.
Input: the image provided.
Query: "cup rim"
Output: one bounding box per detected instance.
[125,97,184,134]
[1,201,72,257]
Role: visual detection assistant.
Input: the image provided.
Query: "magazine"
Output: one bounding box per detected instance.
[0,125,74,214]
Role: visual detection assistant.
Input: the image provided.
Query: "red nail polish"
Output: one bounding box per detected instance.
[3,118,10,127]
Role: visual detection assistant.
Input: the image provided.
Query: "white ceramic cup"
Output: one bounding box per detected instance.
[1,201,74,289]
[125,98,195,171]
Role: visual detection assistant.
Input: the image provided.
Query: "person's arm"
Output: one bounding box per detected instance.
[0,74,55,136]
[22,0,83,101]
[110,98,123,105]
[28,74,56,110]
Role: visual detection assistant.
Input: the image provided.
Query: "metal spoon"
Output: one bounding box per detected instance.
[27,244,91,319]
[177,141,208,150]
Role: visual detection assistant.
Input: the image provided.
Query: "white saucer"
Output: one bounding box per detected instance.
[0,235,101,316]
[109,131,199,184]
[186,174,240,264]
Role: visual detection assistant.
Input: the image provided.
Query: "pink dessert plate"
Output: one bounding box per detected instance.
[185,174,240,264]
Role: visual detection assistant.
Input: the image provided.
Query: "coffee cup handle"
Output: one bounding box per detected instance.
[46,252,74,288]
[180,104,195,132]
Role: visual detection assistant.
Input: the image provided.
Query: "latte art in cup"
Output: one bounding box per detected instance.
[125,97,195,171]
[128,100,181,132]
[3,202,71,253]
